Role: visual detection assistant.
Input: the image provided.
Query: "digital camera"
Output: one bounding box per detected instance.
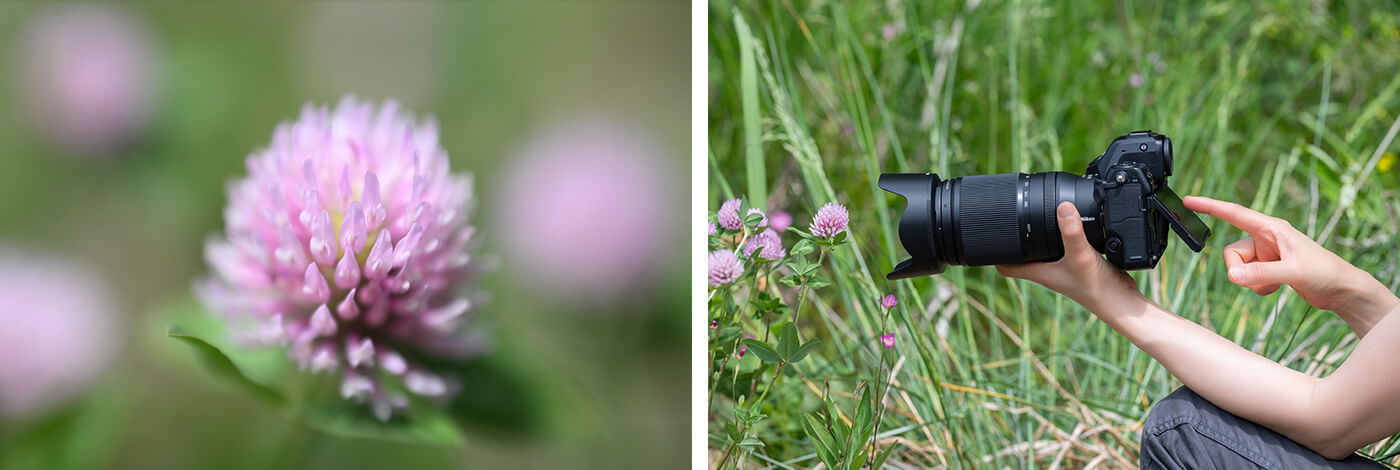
[879,131,1211,280]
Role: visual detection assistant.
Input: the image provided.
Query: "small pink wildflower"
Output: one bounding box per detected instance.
[810,202,849,238]
[882,23,897,41]
[717,199,743,230]
[880,332,896,349]
[708,221,716,236]
[880,294,898,309]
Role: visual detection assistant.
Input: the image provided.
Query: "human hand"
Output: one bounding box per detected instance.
[1183,196,1399,324]
[996,202,1140,312]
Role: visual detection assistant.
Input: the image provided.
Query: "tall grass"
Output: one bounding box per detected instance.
[708,1,1400,467]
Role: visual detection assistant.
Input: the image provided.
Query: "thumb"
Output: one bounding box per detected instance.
[1227,260,1293,287]
[1056,202,1093,254]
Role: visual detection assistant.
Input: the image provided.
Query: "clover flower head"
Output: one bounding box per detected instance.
[880,295,898,309]
[708,249,742,287]
[717,199,743,231]
[708,221,716,236]
[769,210,792,232]
[743,229,785,261]
[746,208,768,229]
[198,96,483,421]
[810,202,849,238]
[880,332,896,349]
[0,250,118,420]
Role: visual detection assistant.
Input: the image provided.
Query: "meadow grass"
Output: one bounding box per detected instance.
[708,1,1400,467]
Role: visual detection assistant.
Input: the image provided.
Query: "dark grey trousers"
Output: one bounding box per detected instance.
[1140,387,1386,469]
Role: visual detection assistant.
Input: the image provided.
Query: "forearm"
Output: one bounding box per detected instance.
[1087,295,1324,448]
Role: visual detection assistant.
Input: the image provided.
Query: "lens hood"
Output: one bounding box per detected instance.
[878,173,947,279]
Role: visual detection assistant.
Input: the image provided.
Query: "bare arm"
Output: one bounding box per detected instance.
[998,201,1400,459]
[1095,289,1400,459]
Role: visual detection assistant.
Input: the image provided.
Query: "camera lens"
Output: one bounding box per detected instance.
[881,171,1103,280]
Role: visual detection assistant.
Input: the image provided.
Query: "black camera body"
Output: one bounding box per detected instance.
[879,131,1211,280]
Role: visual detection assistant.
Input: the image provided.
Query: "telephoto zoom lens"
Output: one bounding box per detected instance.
[880,172,1104,280]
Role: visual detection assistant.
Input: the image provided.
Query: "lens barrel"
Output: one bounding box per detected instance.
[880,171,1103,280]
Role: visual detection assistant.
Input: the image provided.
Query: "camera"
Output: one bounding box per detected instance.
[879,130,1212,280]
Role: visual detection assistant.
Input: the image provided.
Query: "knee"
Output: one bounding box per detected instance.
[1140,387,1209,462]
[1143,387,1207,435]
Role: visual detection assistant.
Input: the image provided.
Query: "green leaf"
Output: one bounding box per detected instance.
[787,227,813,239]
[790,239,815,256]
[167,327,285,405]
[737,436,765,451]
[778,275,802,286]
[803,414,840,468]
[777,323,799,360]
[807,276,832,290]
[873,442,900,469]
[734,9,765,209]
[303,401,464,446]
[715,326,742,346]
[743,211,766,229]
[789,338,820,364]
[834,230,849,245]
[800,262,821,277]
[741,338,782,364]
[437,354,544,435]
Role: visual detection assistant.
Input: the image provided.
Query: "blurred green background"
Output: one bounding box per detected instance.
[709,0,1400,467]
[0,1,688,469]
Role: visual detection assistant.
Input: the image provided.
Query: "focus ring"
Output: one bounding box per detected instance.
[956,174,1023,265]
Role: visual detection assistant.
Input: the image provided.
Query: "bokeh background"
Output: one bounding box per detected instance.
[709,0,1400,467]
[0,1,688,469]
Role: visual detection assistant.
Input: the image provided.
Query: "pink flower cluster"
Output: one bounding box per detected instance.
[199,96,483,421]
[810,202,849,238]
[707,249,742,287]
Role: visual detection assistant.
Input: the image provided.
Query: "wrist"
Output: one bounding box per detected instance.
[1077,273,1145,317]
[1332,268,1399,321]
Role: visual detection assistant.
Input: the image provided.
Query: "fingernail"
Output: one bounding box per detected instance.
[1057,203,1074,218]
[1228,267,1243,281]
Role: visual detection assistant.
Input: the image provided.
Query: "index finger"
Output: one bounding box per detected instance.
[1183,196,1273,234]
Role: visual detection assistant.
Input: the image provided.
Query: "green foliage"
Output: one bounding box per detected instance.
[167,328,287,406]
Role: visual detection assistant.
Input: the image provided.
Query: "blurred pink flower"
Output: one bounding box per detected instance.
[1129,73,1144,88]
[769,210,792,232]
[880,294,898,309]
[708,249,742,287]
[882,24,898,41]
[198,96,483,421]
[13,3,157,157]
[880,332,896,349]
[717,199,743,231]
[743,229,785,261]
[0,249,118,420]
[708,221,717,236]
[810,202,849,238]
[497,119,674,303]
